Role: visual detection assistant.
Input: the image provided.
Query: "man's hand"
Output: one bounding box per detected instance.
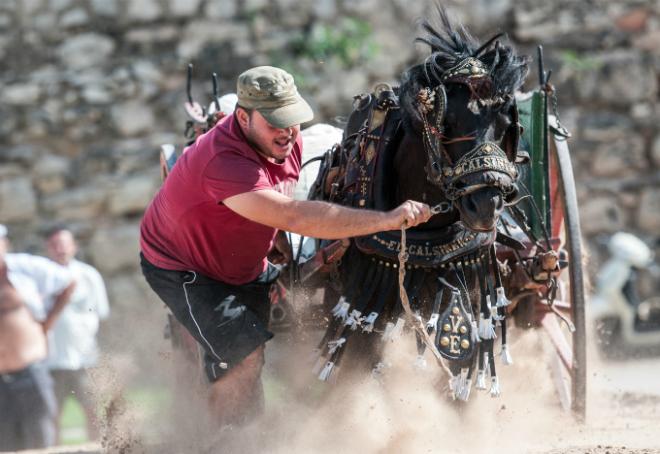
[386,200,432,230]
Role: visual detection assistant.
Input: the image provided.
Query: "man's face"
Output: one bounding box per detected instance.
[47,230,77,265]
[239,109,300,162]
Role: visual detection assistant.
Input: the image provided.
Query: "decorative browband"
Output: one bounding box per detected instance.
[441,57,489,82]
[443,142,517,180]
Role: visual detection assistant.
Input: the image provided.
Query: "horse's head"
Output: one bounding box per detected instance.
[400,8,529,232]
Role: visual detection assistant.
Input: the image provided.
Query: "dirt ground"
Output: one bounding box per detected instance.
[20,318,660,454]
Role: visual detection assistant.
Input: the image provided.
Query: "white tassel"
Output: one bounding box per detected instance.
[449,375,460,399]
[459,367,469,391]
[478,313,496,340]
[331,296,346,316]
[458,379,472,402]
[496,286,511,308]
[500,344,513,365]
[318,361,335,381]
[383,318,405,342]
[413,355,428,371]
[489,294,504,322]
[476,352,489,390]
[331,298,350,321]
[327,338,346,355]
[471,320,481,343]
[490,376,501,397]
[426,313,439,333]
[362,311,379,333]
[475,370,487,390]
[382,322,395,341]
[345,310,362,330]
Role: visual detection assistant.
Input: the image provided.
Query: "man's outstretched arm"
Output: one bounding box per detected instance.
[223,189,432,239]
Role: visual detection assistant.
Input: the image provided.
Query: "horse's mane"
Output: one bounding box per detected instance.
[399,5,529,129]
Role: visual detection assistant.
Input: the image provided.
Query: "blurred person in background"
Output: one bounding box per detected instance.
[0,224,75,451]
[140,66,431,427]
[46,227,109,443]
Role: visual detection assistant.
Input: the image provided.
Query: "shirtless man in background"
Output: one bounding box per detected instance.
[0,224,75,451]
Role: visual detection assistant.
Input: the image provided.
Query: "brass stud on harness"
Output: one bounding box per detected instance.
[440,336,450,347]
[461,339,470,349]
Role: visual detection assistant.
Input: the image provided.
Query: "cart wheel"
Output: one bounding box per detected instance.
[538,131,587,420]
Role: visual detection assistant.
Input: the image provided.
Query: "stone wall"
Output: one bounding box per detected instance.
[0,0,658,355]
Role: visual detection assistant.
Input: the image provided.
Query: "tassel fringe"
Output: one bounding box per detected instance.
[383,318,405,342]
[318,361,335,381]
[346,310,362,330]
[458,379,472,402]
[331,298,350,321]
[478,313,496,340]
[496,286,511,308]
[490,376,501,397]
[500,344,513,365]
[449,375,460,399]
[327,338,346,355]
[471,319,481,343]
[475,370,487,390]
[362,311,379,333]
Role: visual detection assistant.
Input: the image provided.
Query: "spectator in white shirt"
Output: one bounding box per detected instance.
[0,223,75,451]
[46,227,109,442]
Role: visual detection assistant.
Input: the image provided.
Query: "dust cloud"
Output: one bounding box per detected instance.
[91,314,660,454]
[112,328,582,454]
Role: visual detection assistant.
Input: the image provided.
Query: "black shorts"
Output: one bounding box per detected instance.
[140,254,278,382]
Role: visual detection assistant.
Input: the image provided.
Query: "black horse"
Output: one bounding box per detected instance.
[310,7,529,399]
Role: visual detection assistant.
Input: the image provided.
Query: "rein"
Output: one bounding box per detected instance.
[397,220,453,379]
[388,203,454,378]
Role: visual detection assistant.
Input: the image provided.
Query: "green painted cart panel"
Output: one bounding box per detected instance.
[516,91,550,239]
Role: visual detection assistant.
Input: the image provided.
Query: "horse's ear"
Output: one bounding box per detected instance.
[500,100,521,162]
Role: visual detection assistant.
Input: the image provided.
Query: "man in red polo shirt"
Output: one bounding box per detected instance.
[140,66,431,425]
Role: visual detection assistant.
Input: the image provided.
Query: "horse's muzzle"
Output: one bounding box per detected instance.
[456,186,506,232]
